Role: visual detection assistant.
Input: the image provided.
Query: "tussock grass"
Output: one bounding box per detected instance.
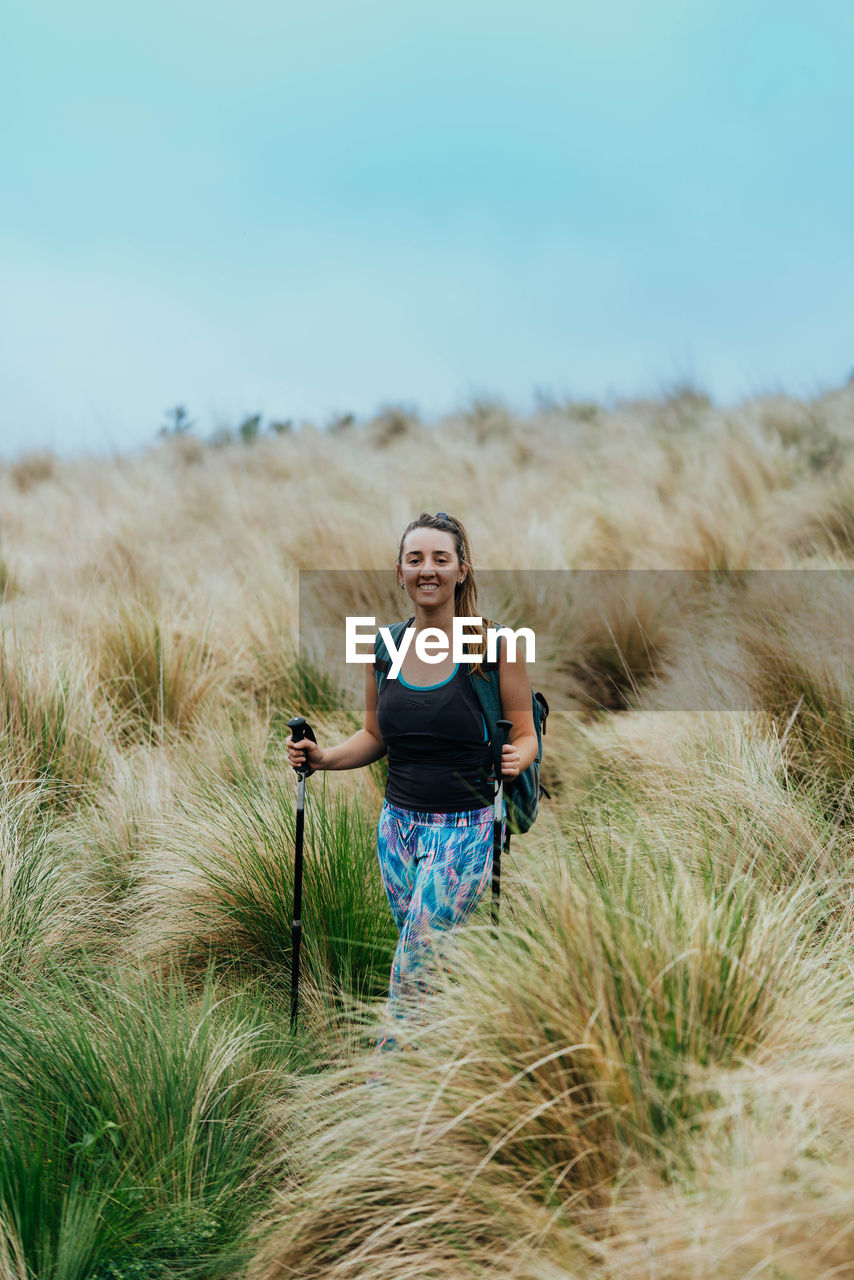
[248,830,832,1280]
[796,471,854,556]
[96,599,224,741]
[477,569,685,716]
[560,571,682,713]
[584,712,848,896]
[136,750,396,1007]
[54,749,179,949]
[0,784,93,987]
[0,967,287,1279]
[726,571,854,816]
[0,638,102,810]
[600,1048,854,1280]
[3,382,854,1276]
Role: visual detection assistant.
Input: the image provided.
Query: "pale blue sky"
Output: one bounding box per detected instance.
[2,0,852,456]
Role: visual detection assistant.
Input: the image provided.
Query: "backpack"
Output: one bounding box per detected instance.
[372,617,549,837]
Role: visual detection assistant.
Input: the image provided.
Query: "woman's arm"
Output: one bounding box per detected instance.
[285,665,388,772]
[497,638,538,779]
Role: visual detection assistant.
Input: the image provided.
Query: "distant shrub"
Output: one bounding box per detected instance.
[566,398,601,423]
[464,395,514,443]
[655,381,714,431]
[805,428,846,473]
[268,418,293,435]
[158,404,195,437]
[239,413,262,445]
[369,403,419,448]
[666,379,713,411]
[534,387,601,420]
[327,411,356,434]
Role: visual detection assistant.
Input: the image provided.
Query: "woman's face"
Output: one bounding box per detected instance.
[398,529,466,610]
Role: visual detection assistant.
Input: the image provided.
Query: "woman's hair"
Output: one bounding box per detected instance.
[396,512,492,676]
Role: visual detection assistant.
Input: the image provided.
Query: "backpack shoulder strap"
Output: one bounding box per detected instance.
[373,617,414,692]
[466,626,503,729]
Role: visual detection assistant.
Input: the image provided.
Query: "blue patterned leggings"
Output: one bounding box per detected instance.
[376,799,504,1051]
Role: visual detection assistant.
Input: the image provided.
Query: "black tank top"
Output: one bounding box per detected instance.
[376,661,493,812]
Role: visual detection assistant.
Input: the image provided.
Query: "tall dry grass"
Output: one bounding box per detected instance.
[247,813,841,1280]
[94,597,225,741]
[1,381,854,1275]
[0,638,103,809]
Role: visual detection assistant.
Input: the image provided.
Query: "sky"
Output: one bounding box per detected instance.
[1,0,853,458]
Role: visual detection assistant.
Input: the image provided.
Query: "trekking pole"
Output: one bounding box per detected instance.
[286,716,316,1032]
[492,719,513,927]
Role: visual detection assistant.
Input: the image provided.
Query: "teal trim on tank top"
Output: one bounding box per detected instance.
[397,662,460,691]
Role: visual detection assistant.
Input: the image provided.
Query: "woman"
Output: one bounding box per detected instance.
[286,512,538,1050]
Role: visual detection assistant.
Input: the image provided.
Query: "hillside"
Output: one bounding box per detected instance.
[1,383,854,1277]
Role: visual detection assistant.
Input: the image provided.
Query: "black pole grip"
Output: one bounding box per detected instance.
[493,718,513,779]
[287,716,317,775]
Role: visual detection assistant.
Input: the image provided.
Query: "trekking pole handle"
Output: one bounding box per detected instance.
[494,719,513,780]
[287,717,317,776]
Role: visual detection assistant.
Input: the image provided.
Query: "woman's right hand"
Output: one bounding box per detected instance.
[285,734,325,772]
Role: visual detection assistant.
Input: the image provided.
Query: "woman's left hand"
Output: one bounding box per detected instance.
[500,743,523,780]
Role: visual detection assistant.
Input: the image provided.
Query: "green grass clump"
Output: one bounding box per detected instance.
[0,784,93,988]
[0,967,287,1279]
[149,750,397,1011]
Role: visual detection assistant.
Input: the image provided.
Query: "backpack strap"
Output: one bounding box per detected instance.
[466,632,511,854]
[466,630,504,749]
[479,621,501,674]
[373,617,414,694]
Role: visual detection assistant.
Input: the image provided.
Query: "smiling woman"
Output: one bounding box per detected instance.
[286,511,538,1054]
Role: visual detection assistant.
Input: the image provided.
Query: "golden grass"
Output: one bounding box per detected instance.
[247,816,837,1279]
[3,381,854,1277]
[0,636,103,807]
[94,598,225,741]
[599,1048,854,1280]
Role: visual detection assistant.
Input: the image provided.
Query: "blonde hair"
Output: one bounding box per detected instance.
[396,512,493,677]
